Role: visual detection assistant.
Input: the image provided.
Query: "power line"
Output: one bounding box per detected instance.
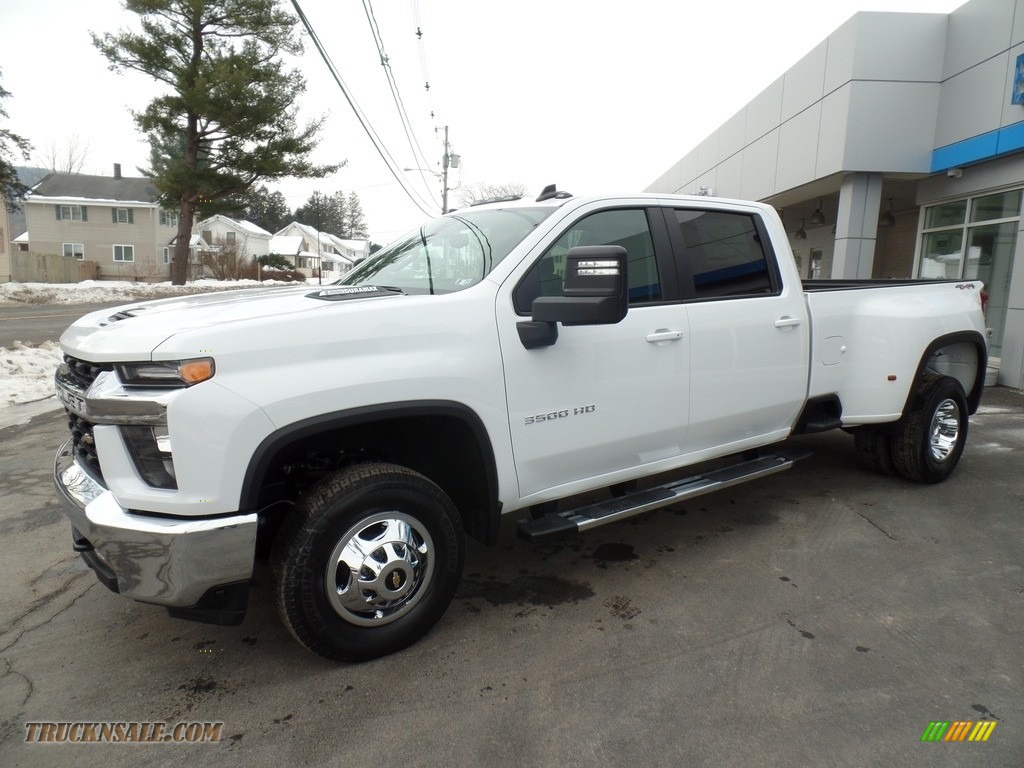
[361,0,438,206]
[290,0,438,218]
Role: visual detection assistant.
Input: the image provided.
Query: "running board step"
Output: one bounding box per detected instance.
[517,448,811,542]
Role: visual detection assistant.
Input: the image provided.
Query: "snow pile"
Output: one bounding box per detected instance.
[0,279,292,305]
[1,341,65,407]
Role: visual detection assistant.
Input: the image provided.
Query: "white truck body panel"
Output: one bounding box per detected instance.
[805,283,986,422]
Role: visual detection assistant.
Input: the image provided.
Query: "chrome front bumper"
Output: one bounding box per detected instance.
[54,439,257,615]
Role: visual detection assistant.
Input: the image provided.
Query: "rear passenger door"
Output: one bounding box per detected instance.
[666,206,809,453]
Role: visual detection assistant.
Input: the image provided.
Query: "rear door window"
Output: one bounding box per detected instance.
[671,209,778,299]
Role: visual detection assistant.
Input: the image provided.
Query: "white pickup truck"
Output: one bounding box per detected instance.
[54,188,988,661]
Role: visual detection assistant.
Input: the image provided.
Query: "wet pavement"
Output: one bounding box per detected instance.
[1,388,1022,767]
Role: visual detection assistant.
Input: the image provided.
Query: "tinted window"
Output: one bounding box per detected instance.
[674,210,774,298]
[516,209,660,313]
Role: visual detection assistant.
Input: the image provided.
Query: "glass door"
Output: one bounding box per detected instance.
[920,190,1020,357]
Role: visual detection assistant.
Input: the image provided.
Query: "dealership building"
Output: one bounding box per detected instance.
[646,0,1024,389]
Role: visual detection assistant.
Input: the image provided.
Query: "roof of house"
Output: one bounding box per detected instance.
[169,233,211,249]
[29,172,160,205]
[336,238,370,253]
[274,222,362,264]
[235,219,272,237]
[197,214,272,238]
[275,221,319,240]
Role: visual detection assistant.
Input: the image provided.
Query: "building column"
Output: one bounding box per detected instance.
[832,173,883,279]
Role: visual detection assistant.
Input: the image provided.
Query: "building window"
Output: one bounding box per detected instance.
[225,231,236,244]
[159,210,179,227]
[919,188,1021,357]
[163,247,170,264]
[57,205,86,221]
[63,243,85,260]
[113,244,135,263]
[113,207,134,224]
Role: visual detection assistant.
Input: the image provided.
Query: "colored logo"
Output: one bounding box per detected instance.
[921,721,996,742]
[1014,53,1024,105]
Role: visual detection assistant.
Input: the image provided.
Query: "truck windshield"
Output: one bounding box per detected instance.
[339,206,555,294]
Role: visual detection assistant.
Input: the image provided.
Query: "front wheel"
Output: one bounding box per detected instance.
[891,376,969,484]
[271,462,465,661]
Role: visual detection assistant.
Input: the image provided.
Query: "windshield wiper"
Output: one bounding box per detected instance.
[419,226,435,295]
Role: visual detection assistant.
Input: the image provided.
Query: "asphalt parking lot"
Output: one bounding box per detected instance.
[1,388,1022,767]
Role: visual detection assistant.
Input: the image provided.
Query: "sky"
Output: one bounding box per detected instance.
[1,0,965,245]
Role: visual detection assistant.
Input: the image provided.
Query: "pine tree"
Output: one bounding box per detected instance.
[93,0,340,284]
[0,69,32,212]
[296,190,346,234]
[346,192,368,240]
[330,191,348,236]
[246,184,290,233]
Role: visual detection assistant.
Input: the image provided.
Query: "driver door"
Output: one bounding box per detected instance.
[495,206,690,502]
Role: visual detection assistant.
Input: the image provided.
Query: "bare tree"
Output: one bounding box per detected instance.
[456,182,527,208]
[202,236,253,280]
[40,134,90,174]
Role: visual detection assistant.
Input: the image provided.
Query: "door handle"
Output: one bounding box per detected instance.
[774,316,802,328]
[645,330,685,343]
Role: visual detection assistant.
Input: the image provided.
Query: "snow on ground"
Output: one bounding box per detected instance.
[0,279,297,419]
[1,341,66,407]
[0,278,286,305]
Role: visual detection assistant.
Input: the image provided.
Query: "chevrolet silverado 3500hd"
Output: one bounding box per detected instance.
[54,188,987,660]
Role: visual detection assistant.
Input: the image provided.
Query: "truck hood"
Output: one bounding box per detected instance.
[60,284,402,362]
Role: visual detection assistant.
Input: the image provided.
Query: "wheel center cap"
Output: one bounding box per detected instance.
[387,568,407,591]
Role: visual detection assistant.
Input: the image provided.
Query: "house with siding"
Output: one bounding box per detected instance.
[22,165,183,281]
[196,214,272,258]
[273,221,362,279]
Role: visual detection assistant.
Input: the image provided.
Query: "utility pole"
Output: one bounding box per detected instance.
[315,191,322,285]
[441,125,450,214]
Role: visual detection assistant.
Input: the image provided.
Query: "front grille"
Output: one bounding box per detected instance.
[67,411,103,482]
[64,355,113,390]
[63,356,112,483]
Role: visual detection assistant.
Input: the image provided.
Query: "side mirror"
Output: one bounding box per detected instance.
[517,246,629,349]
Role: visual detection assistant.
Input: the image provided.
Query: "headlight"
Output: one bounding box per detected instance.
[116,358,215,388]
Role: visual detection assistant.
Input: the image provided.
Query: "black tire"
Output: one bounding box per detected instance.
[270,462,464,662]
[891,376,969,484]
[853,428,895,475]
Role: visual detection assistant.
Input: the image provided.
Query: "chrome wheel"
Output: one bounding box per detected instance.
[326,511,434,627]
[891,376,969,484]
[928,398,961,462]
[273,462,464,661]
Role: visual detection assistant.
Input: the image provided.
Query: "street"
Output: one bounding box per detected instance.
[1,389,1022,767]
[0,302,125,347]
